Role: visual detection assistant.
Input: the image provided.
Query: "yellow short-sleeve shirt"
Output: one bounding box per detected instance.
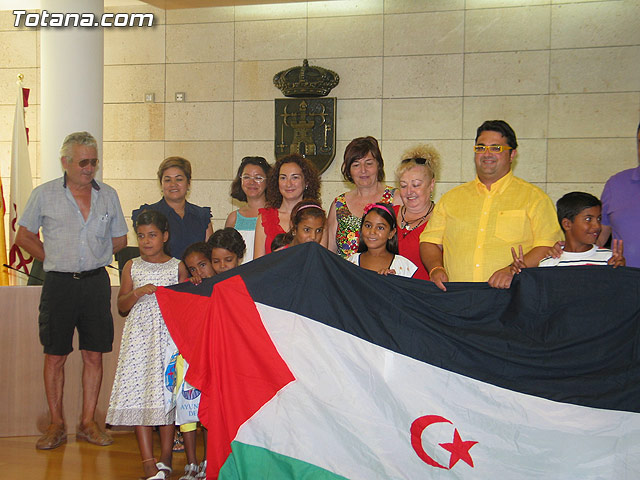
[420,172,563,282]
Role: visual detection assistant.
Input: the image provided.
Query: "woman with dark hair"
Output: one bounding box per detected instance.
[224,156,271,263]
[253,154,323,258]
[327,136,400,258]
[132,156,212,259]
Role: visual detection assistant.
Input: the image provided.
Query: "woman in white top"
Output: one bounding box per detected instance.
[225,157,271,263]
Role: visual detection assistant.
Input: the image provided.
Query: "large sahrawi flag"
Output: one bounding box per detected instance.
[156,243,640,479]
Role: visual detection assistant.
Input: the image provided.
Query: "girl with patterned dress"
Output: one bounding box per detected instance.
[107,210,188,480]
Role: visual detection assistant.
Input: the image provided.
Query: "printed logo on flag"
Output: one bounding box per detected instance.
[164,351,179,393]
[181,386,201,401]
[411,415,478,470]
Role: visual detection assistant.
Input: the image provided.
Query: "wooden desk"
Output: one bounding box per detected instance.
[0,286,125,437]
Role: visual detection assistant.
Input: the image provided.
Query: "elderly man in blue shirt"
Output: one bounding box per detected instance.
[16,131,128,450]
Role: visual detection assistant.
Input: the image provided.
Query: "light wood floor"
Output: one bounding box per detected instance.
[0,430,205,479]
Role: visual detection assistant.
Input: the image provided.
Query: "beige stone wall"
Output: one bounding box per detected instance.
[1,0,639,247]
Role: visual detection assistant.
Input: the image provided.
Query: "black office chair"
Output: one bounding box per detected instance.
[114,246,141,280]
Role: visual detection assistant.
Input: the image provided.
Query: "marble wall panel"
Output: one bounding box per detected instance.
[383,98,463,140]
[383,54,463,98]
[235,60,297,101]
[466,0,550,7]
[104,25,164,65]
[235,18,306,62]
[166,23,234,63]
[546,182,605,204]
[308,15,383,58]
[307,57,383,100]
[101,141,165,180]
[164,141,234,180]
[104,5,165,25]
[547,138,638,183]
[550,46,640,94]
[104,64,165,104]
[104,103,164,141]
[462,95,549,139]
[0,31,36,68]
[233,101,274,141]
[308,0,383,17]
[232,140,274,169]
[384,10,464,56]
[165,102,234,141]
[551,1,640,49]
[166,6,233,24]
[190,179,234,223]
[548,93,639,138]
[319,139,350,183]
[235,2,308,21]
[166,62,234,102]
[464,51,549,96]
[336,98,382,141]
[465,5,550,52]
[384,0,464,14]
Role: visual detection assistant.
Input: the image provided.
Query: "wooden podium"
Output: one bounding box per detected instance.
[0,286,125,437]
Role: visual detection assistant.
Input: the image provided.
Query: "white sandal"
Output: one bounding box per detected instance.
[144,472,166,480]
[179,462,199,480]
[156,462,173,477]
[195,460,207,479]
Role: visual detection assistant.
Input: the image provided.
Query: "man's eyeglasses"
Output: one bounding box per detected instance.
[473,145,512,154]
[401,157,427,165]
[241,175,265,183]
[78,158,99,167]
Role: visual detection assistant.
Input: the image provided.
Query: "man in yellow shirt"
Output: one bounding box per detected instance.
[420,120,562,290]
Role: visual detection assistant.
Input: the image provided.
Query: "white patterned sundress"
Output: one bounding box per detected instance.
[106,256,181,426]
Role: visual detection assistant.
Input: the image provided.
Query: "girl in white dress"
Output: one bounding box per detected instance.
[107,210,188,480]
[347,203,417,278]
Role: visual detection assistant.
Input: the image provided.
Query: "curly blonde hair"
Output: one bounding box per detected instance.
[395,144,440,181]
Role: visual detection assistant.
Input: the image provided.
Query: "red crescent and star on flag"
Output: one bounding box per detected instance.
[411,415,478,470]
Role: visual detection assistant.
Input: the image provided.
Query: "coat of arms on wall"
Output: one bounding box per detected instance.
[273,59,339,174]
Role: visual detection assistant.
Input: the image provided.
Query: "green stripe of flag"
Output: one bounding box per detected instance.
[219,441,349,480]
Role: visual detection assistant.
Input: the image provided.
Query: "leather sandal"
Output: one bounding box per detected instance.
[76,420,113,446]
[36,423,67,450]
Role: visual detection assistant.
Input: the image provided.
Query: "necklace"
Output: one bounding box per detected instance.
[400,201,434,237]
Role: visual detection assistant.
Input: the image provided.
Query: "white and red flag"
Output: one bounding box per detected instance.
[157,243,640,479]
[0,176,8,285]
[9,80,34,282]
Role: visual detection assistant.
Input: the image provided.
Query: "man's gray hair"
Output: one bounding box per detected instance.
[60,131,97,160]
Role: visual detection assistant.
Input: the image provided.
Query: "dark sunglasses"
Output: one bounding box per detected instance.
[401,157,427,165]
[78,158,99,167]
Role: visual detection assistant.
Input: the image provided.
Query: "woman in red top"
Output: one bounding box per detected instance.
[393,145,440,280]
[253,154,323,258]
